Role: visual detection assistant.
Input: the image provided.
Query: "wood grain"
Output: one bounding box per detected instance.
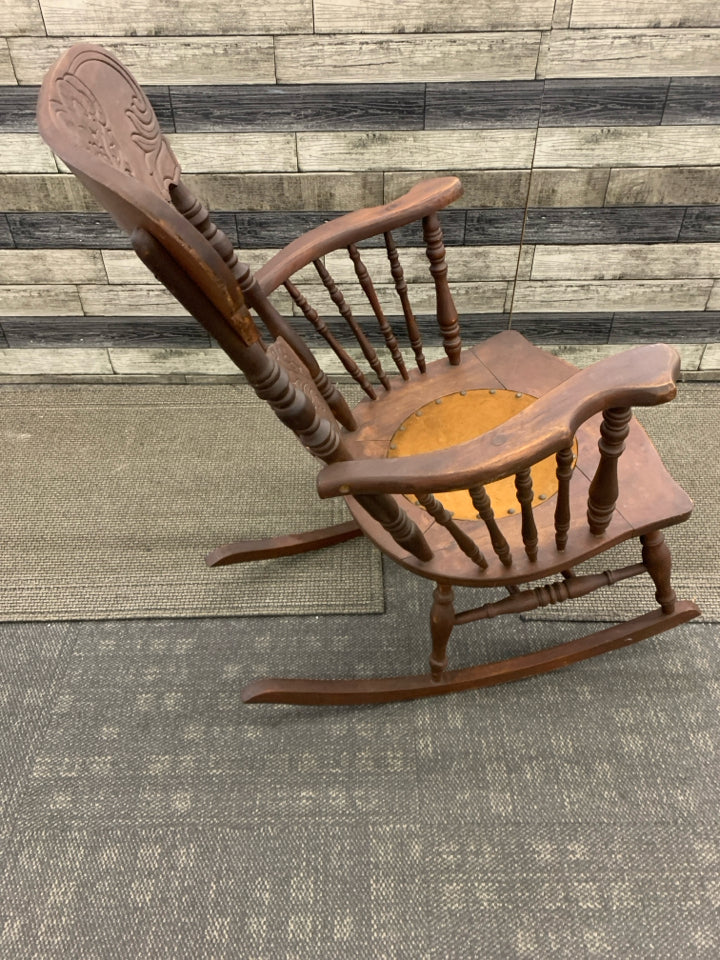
[0,249,105,284]
[610,312,720,343]
[0,348,113,374]
[36,0,311,35]
[385,171,529,208]
[527,168,610,207]
[425,81,543,129]
[297,130,536,172]
[700,343,720,368]
[275,34,542,84]
[1,316,212,348]
[0,284,82,316]
[0,135,58,173]
[523,208,685,244]
[548,342,703,369]
[663,78,720,125]
[313,0,554,32]
[531,243,720,280]
[183,173,383,213]
[513,279,713,313]
[539,29,720,79]
[166,134,298,173]
[107,348,239,375]
[605,167,720,206]
[0,41,16,85]
[570,0,720,28]
[0,175,102,213]
[540,79,668,126]
[535,125,720,167]
[0,0,44,36]
[8,36,276,84]
[679,207,720,242]
[707,282,720,311]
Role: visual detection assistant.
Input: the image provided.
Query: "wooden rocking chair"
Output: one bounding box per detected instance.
[37,44,700,705]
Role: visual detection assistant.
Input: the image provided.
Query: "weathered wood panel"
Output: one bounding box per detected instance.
[531,243,720,280]
[0,214,13,247]
[108,348,239,375]
[605,167,720,206]
[36,0,311,35]
[0,249,105,284]
[183,173,383,212]
[679,208,720,243]
[8,36,276,85]
[465,210,525,244]
[546,342,704,369]
[0,284,83,315]
[0,0,44,36]
[610,312,720,343]
[166,134,298,173]
[699,343,720,368]
[425,81,543,129]
[523,207,685,244]
[0,85,174,132]
[526,168,610,206]
[0,42,16,85]
[663,79,720,125]
[509,313,612,343]
[513,279,713,313]
[0,348,113,374]
[1,316,211,348]
[534,126,720,167]
[384,171,530,208]
[707,282,720,311]
[0,176,101,213]
[540,79,668,126]
[0,135,57,173]
[297,130,536,172]
[313,0,554,32]
[275,34,542,84]
[538,30,720,79]
[171,83,425,132]
[570,0,720,28]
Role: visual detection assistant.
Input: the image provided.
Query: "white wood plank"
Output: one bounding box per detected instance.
[0,285,82,316]
[0,349,113,375]
[527,168,610,207]
[0,0,44,35]
[531,244,720,280]
[551,0,574,27]
[313,0,554,32]
[539,29,720,79]
[570,0,720,28]
[184,173,383,212]
[298,130,535,172]
[547,343,704,370]
[275,33,541,84]
[0,135,57,174]
[166,134,297,174]
[38,0,311,34]
[292,281,509,316]
[108,348,238,375]
[513,279,713,312]
[699,342,720,368]
[324,247,523,284]
[706,282,720,311]
[79,283,290,316]
[535,126,720,168]
[9,36,276,84]
[0,250,105,284]
[0,41,16,85]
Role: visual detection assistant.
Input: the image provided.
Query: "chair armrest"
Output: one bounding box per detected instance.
[255,176,463,293]
[317,343,680,498]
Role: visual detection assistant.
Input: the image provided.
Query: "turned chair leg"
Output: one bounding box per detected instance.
[641,529,677,614]
[430,583,455,679]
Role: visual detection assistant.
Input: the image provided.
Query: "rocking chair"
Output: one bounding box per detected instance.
[37,44,700,705]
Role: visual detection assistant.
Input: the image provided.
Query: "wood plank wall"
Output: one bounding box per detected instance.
[0,0,719,358]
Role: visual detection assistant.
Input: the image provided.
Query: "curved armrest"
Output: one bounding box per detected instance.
[317,343,680,498]
[255,176,463,293]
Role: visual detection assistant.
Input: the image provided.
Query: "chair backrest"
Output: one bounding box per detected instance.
[37,43,435,561]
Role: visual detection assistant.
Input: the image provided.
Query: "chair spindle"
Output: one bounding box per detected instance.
[469,484,513,567]
[416,493,488,569]
[422,212,462,366]
[314,259,391,391]
[347,243,409,381]
[587,407,632,535]
[284,278,377,400]
[514,468,538,561]
[384,231,426,373]
[554,446,574,550]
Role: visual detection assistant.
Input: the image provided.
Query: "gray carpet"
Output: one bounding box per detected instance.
[0,559,718,959]
[0,384,381,619]
[527,383,719,621]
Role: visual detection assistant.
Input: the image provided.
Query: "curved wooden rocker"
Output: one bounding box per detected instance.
[38,44,700,706]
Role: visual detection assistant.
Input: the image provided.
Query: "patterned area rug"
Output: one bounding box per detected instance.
[0,384,382,620]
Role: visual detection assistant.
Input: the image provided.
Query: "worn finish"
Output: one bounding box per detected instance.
[37,44,700,706]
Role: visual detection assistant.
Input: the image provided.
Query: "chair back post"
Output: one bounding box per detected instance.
[587,406,632,535]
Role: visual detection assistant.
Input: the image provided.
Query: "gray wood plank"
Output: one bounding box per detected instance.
[1,317,211,348]
[0,284,83,316]
[108,348,239,375]
[183,173,383,213]
[527,168,609,207]
[679,208,720,242]
[540,79,668,126]
[0,134,57,173]
[535,125,720,167]
[37,0,311,35]
[7,212,238,249]
[275,33,542,84]
[0,175,102,212]
[425,82,543,129]
[0,249,106,284]
[531,242,720,280]
[663,79,720,125]
[9,36,276,85]
[171,84,425,132]
[538,29,720,79]
[385,170,530,208]
[570,0,720,28]
[0,85,174,132]
[605,167,720,206]
[0,214,13,247]
[610,312,720,342]
[523,207,685,244]
[465,210,525,244]
[0,348,113,374]
[508,313,612,343]
[513,279,713,313]
[0,41,16,85]
[313,0,554,32]
[167,133,298,173]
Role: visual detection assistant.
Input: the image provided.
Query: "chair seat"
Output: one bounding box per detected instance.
[342,331,693,586]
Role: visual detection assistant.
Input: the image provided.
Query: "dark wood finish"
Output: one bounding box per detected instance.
[523,207,685,245]
[678,206,720,242]
[425,81,543,129]
[37,44,700,708]
[664,78,720,125]
[206,520,362,566]
[540,79,668,127]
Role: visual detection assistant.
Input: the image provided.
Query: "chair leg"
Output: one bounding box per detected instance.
[641,529,677,614]
[429,583,455,679]
[205,520,362,567]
